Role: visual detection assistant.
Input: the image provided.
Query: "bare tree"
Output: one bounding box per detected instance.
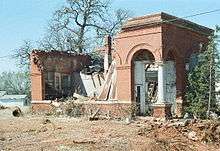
[51,0,129,53]
[14,0,130,69]
[96,9,130,37]
[13,40,33,70]
[39,26,77,52]
[0,72,30,96]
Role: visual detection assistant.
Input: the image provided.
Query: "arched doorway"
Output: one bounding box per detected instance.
[132,49,156,115]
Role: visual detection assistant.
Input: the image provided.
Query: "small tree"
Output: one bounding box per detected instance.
[186,26,220,118]
[12,41,32,97]
[0,72,30,97]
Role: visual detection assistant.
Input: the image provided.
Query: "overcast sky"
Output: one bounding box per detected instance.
[0,0,220,73]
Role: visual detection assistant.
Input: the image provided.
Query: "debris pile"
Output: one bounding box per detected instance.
[60,101,84,117]
[136,117,220,145]
[50,93,90,117]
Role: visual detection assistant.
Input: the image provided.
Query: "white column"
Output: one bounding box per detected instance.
[157,61,166,104]
[134,61,146,114]
[104,52,109,74]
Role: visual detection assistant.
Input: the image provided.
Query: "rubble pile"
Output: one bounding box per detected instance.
[50,93,91,117]
[59,101,84,117]
[136,117,220,146]
[132,117,220,150]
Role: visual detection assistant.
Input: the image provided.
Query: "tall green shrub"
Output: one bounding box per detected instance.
[186,26,220,118]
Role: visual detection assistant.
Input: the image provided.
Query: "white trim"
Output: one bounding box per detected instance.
[32,100,131,105]
[32,100,52,104]
[75,100,131,104]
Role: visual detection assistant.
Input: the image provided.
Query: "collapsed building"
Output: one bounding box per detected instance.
[31,12,213,118]
[31,51,95,109]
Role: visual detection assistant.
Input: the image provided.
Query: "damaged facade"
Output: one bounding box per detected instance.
[31,12,213,118]
[30,50,99,110]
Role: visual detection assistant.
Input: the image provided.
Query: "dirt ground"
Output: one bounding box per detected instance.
[0,112,220,151]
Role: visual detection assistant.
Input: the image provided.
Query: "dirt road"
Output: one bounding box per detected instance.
[0,114,219,151]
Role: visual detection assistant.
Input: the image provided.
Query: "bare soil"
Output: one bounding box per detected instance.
[0,114,220,151]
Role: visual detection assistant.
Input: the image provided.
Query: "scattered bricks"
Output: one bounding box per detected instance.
[196,123,206,130]
[137,125,154,136]
[32,103,54,113]
[152,104,172,119]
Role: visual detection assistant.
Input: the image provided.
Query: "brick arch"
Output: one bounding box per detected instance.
[125,43,161,64]
[164,45,182,61]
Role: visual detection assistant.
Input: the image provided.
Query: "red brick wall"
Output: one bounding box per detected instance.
[32,101,134,119]
[32,103,54,113]
[114,20,211,105]
[153,104,172,118]
[162,24,210,98]
[115,26,163,103]
[30,54,45,101]
[30,51,91,102]
[81,102,134,118]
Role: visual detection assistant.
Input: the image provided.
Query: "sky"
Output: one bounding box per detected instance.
[0,0,220,73]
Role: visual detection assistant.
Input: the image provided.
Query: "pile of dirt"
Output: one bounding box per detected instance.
[187,121,220,143]
[137,119,220,148]
[133,118,220,151]
[0,115,219,151]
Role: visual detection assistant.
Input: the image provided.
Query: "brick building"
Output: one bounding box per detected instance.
[30,50,91,111]
[113,12,213,118]
[30,12,213,118]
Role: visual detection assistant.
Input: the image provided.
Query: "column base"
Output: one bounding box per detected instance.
[153,103,172,119]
